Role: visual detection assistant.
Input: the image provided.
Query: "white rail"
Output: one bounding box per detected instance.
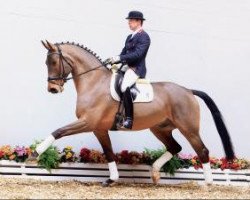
[0,160,249,186]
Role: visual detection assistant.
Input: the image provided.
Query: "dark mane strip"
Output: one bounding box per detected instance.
[55,41,103,63]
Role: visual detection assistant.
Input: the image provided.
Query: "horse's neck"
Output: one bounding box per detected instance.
[73,67,110,96]
[67,47,110,95]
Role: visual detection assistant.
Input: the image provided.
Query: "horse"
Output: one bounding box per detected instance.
[30,40,235,186]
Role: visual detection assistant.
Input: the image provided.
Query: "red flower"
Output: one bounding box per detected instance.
[79,148,91,162]
[116,150,146,165]
[120,150,129,157]
[191,156,202,169]
[118,150,131,164]
[230,163,240,170]
[0,150,4,158]
[220,157,240,170]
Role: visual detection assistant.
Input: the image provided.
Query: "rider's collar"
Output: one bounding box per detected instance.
[131,27,143,38]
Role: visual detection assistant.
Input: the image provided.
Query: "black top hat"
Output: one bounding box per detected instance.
[126,11,145,21]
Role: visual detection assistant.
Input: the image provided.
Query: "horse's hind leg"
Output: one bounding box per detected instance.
[164,90,213,184]
[150,123,181,184]
[180,128,213,184]
[172,96,213,184]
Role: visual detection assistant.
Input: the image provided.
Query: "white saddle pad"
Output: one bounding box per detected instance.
[110,72,154,103]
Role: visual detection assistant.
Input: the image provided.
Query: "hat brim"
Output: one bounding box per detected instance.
[126,17,145,20]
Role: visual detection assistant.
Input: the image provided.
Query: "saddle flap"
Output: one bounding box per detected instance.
[110,71,154,103]
[136,79,150,84]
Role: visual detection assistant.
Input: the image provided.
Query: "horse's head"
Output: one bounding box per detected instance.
[41,40,73,94]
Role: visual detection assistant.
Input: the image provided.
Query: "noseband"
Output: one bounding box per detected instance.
[47,45,106,84]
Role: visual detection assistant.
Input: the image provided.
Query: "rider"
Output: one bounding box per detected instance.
[105,10,151,129]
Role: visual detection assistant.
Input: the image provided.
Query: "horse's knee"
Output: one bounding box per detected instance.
[52,128,65,139]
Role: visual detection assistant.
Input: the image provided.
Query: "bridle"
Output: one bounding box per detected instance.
[47,45,107,84]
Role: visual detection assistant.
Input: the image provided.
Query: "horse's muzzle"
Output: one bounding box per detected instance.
[48,83,64,94]
[49,88,59,94]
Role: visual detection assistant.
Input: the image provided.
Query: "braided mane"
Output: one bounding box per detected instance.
[56,41,103,63]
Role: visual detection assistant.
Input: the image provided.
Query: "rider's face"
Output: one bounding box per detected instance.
[128,19,142,31]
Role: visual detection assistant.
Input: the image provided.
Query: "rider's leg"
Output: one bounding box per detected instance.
[121,68,139,92]
[122,88,134,129]
[121,68,139,129]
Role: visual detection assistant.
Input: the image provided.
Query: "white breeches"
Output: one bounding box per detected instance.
[121,68,139,92]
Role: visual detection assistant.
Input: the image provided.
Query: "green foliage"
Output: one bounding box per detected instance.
[38,146,60,172]
[29,140,42,151]
[162,155,182,175]
[178,157,193,169]
[144,147,167,164]
[144,147,182,175]
[30,141,60,172]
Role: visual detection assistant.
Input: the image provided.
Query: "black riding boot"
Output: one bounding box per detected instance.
[122,87,134,129]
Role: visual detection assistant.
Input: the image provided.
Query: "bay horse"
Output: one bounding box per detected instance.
[31,40,234,186]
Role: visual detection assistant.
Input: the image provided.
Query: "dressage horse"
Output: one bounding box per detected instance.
[36,40,234,186]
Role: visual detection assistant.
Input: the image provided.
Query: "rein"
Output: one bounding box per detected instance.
[47,45,108,83]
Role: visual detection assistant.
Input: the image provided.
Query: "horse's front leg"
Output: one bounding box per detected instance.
[28,118,92,160]
[93,131,119,187]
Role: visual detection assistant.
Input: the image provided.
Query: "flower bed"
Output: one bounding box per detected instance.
[0,143,249,174]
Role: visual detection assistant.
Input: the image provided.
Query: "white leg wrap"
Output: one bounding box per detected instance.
[36,135,55,155]
[108,161,119,181]
[152,151,173,171]
[203,162,213,184]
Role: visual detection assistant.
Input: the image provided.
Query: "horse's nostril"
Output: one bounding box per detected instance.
[50,88,58,94]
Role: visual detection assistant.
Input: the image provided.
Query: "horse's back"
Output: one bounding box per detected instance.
[151,81,195,105]
[151,81,190,94]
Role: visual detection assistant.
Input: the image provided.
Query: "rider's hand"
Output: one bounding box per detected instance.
[111,56,120,64]
[104,56,120,67]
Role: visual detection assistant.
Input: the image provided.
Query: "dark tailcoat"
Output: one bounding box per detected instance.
[120,30,150,78]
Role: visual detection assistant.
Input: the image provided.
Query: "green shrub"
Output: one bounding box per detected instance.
[144,147,182,175]
[30,141,60,172]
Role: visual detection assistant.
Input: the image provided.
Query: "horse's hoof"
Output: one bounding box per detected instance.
[151,168,161,184]
[102,179,116,187]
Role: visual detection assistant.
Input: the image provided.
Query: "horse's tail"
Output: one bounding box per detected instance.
[192,89,235,160]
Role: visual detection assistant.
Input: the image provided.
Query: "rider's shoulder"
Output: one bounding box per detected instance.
[141,30,150,36]
[138,30,150,42]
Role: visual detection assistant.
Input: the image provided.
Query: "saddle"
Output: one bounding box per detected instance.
[110,65,153,103]
[109,64,154,130]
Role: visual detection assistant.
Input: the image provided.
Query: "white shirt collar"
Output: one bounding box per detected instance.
[131,27,142,38]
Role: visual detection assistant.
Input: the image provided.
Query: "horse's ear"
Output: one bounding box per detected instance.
[45,40,57,51]
[41,40,50,50]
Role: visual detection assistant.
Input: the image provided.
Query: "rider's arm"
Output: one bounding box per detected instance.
[120,47,126,56]
[120,34,150,64]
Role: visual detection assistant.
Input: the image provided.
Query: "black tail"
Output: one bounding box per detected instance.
[192,90,235,160]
